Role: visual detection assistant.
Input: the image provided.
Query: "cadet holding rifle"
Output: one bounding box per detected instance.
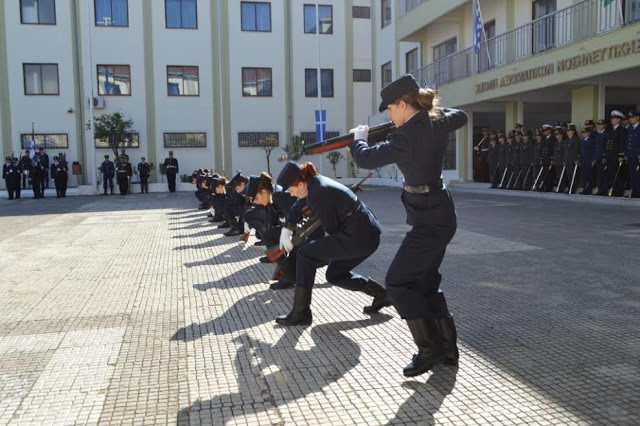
[349,74,466,377]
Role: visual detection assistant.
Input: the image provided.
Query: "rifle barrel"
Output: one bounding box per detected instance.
[302,122,395,155]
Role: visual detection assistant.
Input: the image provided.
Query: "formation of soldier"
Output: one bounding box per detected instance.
[474,110,640,197]
[98,154,161,195]
[3,149,68,199]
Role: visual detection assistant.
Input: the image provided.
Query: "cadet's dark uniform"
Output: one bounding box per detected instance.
[115,158,132,195]
[518,136,535,190]
[52,159,68,197]
[580,126,596,194]
[561,128,580,193]
[20,152,32,189]
[497,138,507,186]
[551,129,565,191]
[223,172,248,236]
[349,74,466,377]
[473,130,490,182]
[488,138,499,188]
[625,111,640,197]
[594,122,610,195]
[39,150,50,190]
[164,152,179,192]
[274,165,388,326]
[31,156,45,198]
[608,123,627,196]
[3,157,19,199]
[138,159,151,193]
[101,156,115,194]
[538,129,555,191]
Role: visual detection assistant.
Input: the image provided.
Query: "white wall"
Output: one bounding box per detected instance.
[352,0,374,127]
[4,0,77,162]
[425,22,458,63]
[481,0,508,35]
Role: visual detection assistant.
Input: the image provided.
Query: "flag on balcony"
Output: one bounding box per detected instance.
[603,0,614,6]
[315,109,326,143]
[473,0,484,53]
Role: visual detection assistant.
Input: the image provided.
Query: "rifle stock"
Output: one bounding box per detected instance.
[532,166,544,191]
[569,163,578,195]
[555,165,566,193]
[302,122,395,155]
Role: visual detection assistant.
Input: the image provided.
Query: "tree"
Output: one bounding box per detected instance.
[326,151,344,178]
[258,134,279,175]
[91,112,134,159]
[282,135,305,162]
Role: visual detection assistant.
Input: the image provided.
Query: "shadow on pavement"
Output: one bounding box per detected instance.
[176,315,393,425]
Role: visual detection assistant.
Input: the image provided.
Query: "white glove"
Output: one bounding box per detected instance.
[279,228,294,253]
[349,125,369,142]
[243,222,250,233]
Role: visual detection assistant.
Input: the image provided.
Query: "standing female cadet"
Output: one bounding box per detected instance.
[348,74,467,377]
[275,161,391,326]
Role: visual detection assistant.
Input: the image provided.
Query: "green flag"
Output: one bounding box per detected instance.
[603,0,614,6]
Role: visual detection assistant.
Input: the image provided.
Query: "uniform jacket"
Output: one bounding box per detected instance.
[595,130,609,161]
[563,136,580,164]
[349,108,468,186]
[519,140,535,165]
[580,132,596,162]
[611,125,628,157]
[164,158,179,173]
[101,160,115,178]
[115,161,132,177]
[138,162,151,177]
[552,137,565,165]
[625,123,640,158]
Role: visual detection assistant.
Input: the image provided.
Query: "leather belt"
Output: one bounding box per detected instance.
[404,182,443,194]
[339,200,362,223]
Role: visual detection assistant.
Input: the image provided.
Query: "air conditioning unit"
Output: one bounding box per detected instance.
[92,96,106,109]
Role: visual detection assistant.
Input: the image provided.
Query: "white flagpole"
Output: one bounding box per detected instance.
[617,0,625,25]
[477,0,492,68]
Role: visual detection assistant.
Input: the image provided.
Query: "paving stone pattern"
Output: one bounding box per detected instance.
[0,188,638,425]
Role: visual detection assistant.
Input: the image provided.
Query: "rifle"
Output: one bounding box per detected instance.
[490,163,501,184]
[302,122,395,155]
[569,163,578,195]
[510,169,522,190]
[505,169,515,189]
[498,166,509,189]
[265,173,372,262]
[521,166,532,190]
[555,165,566,193]
[608,160,623,196]
[537,165,553,191]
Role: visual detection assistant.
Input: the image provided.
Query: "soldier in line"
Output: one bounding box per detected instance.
[625,110,640,198]
[473,127,490,182]
[496,132,507,187]
[38,148,50,191]
[100,154,115,195]
[594,119,610,195]
[488,136,500,188]
[517,130,535,190]
[20,149,32,190]
[164,151,179,193]
[138,157,151,194]
[537,124,554,191]
[501,133,516,189]
[560,124,580,193]
[3,156,20,200]
[51,156,68,198]
[115,155,132,195]
[222,172,248,236]
[31,153,45,199]
[580,121,596,195]
[608,110,627,196]
[551,126,565,192]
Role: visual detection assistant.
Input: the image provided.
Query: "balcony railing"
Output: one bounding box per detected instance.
[409,0,637,89]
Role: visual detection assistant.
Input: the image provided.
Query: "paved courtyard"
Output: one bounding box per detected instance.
[0,187,638,425]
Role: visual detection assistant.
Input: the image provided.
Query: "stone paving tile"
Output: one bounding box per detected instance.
[0,189,638,425]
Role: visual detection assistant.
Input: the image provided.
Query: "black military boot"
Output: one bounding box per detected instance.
[275,286,312,326]
[435,315,459,366]
[361,279,392,314]
[224,227,242,237]
[270,256,295,290]
[217,221,231,229]
[403,318,445,377]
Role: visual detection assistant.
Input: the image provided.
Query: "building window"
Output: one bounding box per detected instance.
[95,0,128,26]
[406,48,418,73]
[241,2,271,31]
[238,131,279,148]
[305,69,333,97]
[352,6,370,19]
[94,132,140,149]
[443,132,457,170]
[163,132,206,148]
[97,65,131,96]
[20,0,56,25]
[23,64,59,95]
[300,131,339,144]
[304,4,333,34]
[21,133,69,149]
[433,38,457,60]
[242,68,272,96]
[353,69,371,82]
[381,0,392,28]
[381,61,392,88]
[167,66,199,96]
[165,0,197,29]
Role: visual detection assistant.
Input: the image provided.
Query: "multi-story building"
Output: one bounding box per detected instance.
[2,0,639,190]
[390,0,640,181]
[0,0,375,189]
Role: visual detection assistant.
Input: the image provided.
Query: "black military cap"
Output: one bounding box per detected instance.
[5,156,10,161]
[168,150,174,154]
[378,74,419,113]
[583,119,595,127]
[514,130,523,136]
[104,154,109,158]
[12,157,18,161]
[535,130,543,137]
[597,119,606,125]
[507,131,515,139]
[228,171,247,187]
[581,127,590,133]
[514,123,523,128]
[481,127,490,132]
[53,156,59,160]
[277,161,301,188]
[567,123,577,132]
[212,177,226,187]
[628,110,639,118]
[244,175,260,199]
[141,156,146,160]
[497,129,505,135]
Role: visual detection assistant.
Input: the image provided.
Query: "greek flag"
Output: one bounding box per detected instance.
[473,0,483,53]
[315,109,326,143]
[29,138,36,164]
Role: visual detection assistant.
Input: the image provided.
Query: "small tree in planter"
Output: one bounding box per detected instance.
[91,112,134,159]
[326,151,344,178]
[258,134,278,175]
[282,135,305,162]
